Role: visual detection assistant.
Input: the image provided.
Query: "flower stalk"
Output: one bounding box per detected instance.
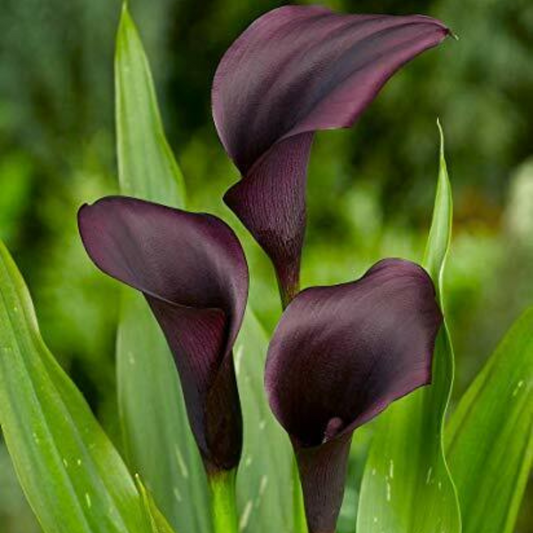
[208,470,239,533]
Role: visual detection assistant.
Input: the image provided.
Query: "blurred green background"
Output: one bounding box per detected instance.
[0,0,532,531]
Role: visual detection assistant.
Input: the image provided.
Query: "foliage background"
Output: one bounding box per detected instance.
[0,0,531,531]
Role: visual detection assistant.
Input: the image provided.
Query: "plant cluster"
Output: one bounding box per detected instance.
[0,5,530,533]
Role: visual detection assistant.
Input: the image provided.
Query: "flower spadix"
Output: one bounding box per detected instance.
[212,5,451,302]
[78,196,248,474]
[265,258,443,533]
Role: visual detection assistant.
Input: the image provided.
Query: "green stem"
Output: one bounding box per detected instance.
[293,458,308,533]
[209,469,239,533]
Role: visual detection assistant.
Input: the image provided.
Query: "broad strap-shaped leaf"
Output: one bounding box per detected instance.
[115,6,210,532]
[234,311,293,533]
[357,123,461,533]
[117,292,209,531]
[213,5,451,299]
[0,240,150,533]
[447,307,533,533]
[115,4,186,204]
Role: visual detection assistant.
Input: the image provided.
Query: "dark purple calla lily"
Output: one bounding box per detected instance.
[265,258,442,533]
[78,196,248,474]
[212,6,451,303]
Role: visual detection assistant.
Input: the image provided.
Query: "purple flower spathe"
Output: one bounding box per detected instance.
[212,5,451,301]
[265,258,442,533]
[78,196,248,474]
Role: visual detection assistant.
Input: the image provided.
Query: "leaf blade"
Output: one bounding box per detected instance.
[423,119,453,288]
[136,476,179,533]
[446,307,533,533]
[114,6,210,533]
[115,4,186,204]
[0,240,146,533]
[234,311,293,533]
[356,123,461,533]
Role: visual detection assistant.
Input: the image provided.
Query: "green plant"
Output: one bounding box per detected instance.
[0,5,530,533]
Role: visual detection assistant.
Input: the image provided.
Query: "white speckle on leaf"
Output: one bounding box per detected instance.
[239,501,253,531]
[513,380,525,397]
[245,456,253,468]
[373,516,378,524]
[258,475,268,497]
[371,468,376,476]
[389,460,394,479]
[77,458,82,467]
[259,419,266,431]
[62,458,69,468]
[174,444,189,479]
[173,486,182,502]
[386,482,391,502]
[426,467,433,484]
[85,493,92,509]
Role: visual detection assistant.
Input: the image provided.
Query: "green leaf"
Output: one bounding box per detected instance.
[423,121,453,287]
[115,5,210,533]
[115,3,186,204]
[0,240,147,533]
[136,477,178,533]
[446,307,533,533]
[117,293,210,532]
[234,311,293,533]
[357,122,461,533]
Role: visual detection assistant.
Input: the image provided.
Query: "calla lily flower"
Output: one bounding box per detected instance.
[78,196,248,474]
[265,258,442,533]
[212,5,451,303]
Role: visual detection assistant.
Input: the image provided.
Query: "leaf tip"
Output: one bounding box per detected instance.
[436,117,444,143]
[436,117,444,151]
[116,0,136,49]
[120,0,130,17]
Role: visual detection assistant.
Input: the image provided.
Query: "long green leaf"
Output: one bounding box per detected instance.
[357,122,461,533]
[234,311,293,533]
[115,4,186,204]
[136,477,178,533]
[446,307,533,533]
[115,5,210,533]
[0,240,148,533]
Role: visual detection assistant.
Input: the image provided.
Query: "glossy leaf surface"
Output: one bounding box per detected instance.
[115,5,186,204]
[115,6,210,532]
[234,311,293,533]
[0,240,149,533]
[357,124,461,533]
[447,307,533,533]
